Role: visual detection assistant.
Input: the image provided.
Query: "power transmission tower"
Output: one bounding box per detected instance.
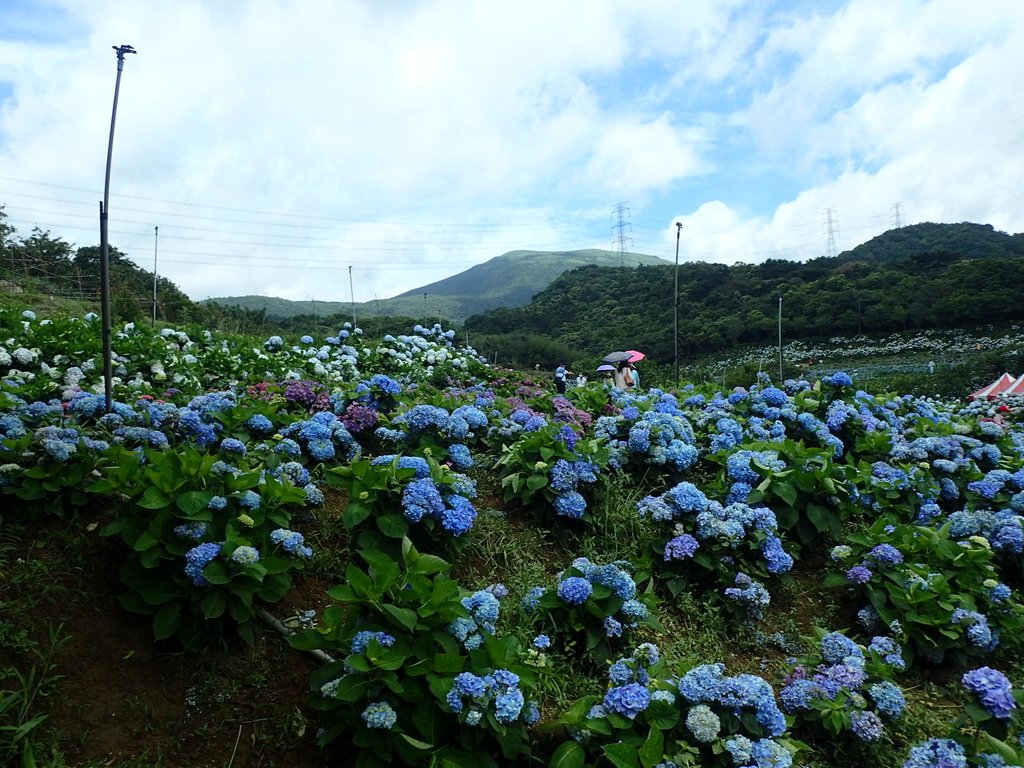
[890,202,904,229]
[822,207,839,259]
[611,202,632,265]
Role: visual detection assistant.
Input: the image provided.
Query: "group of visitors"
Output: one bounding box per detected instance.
[554,358,639,393]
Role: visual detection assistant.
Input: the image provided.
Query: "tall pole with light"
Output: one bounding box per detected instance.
[777,295,783,382]
[151,225,158,327]
[673,222,682,386]
[99,43,136,412]
[349,265,356,327]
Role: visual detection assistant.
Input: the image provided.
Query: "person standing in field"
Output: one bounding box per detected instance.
[628,362,640,390]
[613,362,634,390]
[554,364,573,394]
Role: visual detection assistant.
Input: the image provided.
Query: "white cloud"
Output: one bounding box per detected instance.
[2,0,1023,303]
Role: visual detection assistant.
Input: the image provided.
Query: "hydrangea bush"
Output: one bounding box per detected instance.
[289,539,540,767]
[494,422,609,524]
[827,518,1024,666]
[323,453,479,553]
[556,645,796,768]
[96,443,312,647]
[522,557,660,666]
[780,629,907,745]
[638,480,795,610]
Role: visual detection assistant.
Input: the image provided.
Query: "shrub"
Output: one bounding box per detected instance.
[97,443,310,648]
[289,539,540,767]
[827,518,1024,666]
[522,557,660,667]
[555,645,796,768]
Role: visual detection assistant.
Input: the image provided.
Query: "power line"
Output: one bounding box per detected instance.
[0,177,594,230]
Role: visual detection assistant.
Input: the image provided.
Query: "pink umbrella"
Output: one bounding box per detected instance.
[626,350,645,362]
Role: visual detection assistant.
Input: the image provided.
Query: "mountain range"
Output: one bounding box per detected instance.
[206,248,669,323]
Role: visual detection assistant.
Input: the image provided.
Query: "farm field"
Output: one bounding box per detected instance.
[1,308,1023,768]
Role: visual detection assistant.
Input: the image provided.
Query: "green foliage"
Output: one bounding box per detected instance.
[494,423,608,524]
[826,519,1024,667]
[288,539,539,766]
[555,647,798,768]
[524,559,660,668]
[97,444,310,648]
[466,223,1024,362]
[0,623,67,766]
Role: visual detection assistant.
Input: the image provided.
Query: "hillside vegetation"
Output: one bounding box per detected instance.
[1,309,1023,767]
[208,248,669,323]
[466,222,1024,362]
[4,205,1022,387]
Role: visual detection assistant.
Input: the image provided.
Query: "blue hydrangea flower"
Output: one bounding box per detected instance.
[219,438,247,455]
[238,490,261,510]
[402,477,445,523]
[664,533,699,561]
[269,528,313,558]
[603,683,651,719]
[847,565,873,584]
[494,688,524,723]
[556,576,593,605]
[820,632,863,664]
[441,494,477,535]
[184,542,222,586]
[851,709,884,741]
[685,704,721,742]
[870,680,907,719]
[351,630,396,654]
[174,521,208,540]
[902,738,966,768]
[522,586,545,613]
[677,663,724,702]
[554,490,587,519]
[962,667,1017,720]
[824,371,853,387]
[868,543,904,566]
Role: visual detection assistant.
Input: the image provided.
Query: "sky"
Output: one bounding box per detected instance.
[1,0,1022,304]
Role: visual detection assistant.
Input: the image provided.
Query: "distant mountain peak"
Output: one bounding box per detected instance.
[207,248,669,321]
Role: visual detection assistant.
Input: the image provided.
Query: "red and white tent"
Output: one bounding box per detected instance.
[1003,373,1024,397]
[970,372,1020,399]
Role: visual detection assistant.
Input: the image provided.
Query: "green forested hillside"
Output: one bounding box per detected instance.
[465,222,1024,361]
[6,204,1023,369]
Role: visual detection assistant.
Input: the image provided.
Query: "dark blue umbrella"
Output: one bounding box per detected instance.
[601,351,632,364]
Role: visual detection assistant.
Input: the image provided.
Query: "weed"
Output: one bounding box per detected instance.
[0,622,68,765]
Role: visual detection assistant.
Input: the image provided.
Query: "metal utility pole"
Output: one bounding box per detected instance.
[348,265,356,327]
[673,222,682,386]
[99,43,137,413]
[823,207,839,259]
[611,202,632,266]
[151,225,158,327]
[777,295,784,382]
[890,202,903,229]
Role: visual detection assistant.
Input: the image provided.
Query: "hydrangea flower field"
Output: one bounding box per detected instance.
[2,308,1023,768]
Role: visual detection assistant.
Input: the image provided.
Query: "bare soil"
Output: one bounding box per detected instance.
[2,513,346,767]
